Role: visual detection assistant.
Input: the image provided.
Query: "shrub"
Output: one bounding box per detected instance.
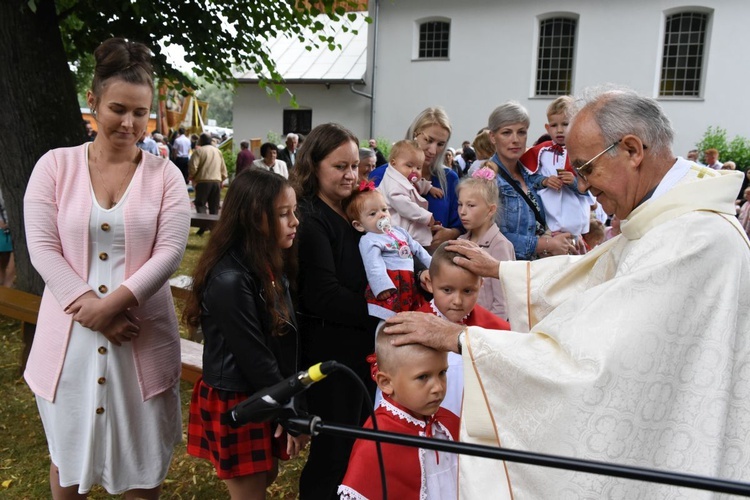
[695,127,750,170]
[267,130,283,147]
[222,147,236,177]
[362,137,391,161]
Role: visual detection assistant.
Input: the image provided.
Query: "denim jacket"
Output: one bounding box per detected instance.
[492,154,547,260]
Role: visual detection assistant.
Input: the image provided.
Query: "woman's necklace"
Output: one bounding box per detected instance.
[90,144,138,207]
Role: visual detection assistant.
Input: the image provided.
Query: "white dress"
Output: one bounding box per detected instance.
[36,183,182,494]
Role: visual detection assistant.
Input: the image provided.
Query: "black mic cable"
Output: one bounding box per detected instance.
[228,360,338,426]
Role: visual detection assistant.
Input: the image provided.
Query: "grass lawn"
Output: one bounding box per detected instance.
[0,226,305,498]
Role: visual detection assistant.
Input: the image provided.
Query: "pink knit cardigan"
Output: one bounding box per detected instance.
[24,145,191,402]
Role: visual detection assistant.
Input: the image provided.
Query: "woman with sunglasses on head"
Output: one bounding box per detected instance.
[485,101,575,260]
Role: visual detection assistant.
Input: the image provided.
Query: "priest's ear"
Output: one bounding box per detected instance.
[375,371,395,396]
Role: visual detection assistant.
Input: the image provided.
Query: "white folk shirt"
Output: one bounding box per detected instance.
[526,143,590,236]
[459,160,750,499]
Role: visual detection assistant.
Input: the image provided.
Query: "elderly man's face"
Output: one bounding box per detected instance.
[369,139,377,148]
[568,111,639,220]
[286,136,298,151]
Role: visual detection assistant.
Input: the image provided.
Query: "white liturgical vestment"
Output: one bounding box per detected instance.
[460,161,750,499]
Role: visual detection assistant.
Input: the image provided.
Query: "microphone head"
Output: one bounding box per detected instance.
[376,217,392,232]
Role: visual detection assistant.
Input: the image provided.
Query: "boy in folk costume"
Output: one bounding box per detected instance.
[416,242,509,416]
[520,96,591,249]
[339,324,459,500]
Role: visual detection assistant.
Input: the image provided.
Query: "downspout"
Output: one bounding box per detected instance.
[370,0,379,139]
[349,0,379,139]
[350,83,372,100]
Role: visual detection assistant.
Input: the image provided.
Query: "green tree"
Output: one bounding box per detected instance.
[0,0,365,293]
[695,126,750,171]
[194,77,235,128]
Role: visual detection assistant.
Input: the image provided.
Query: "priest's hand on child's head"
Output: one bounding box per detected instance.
[444,239,501,279]
[384,311,463,353]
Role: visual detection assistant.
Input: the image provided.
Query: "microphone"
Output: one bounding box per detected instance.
[227,360,338,426]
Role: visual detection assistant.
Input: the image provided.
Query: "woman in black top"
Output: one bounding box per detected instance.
[292,123,379,499]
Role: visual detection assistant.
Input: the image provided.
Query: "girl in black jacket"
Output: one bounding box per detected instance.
[184,168,307,499]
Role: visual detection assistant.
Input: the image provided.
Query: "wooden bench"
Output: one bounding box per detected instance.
[190,213,220,231]
[0,285,203,382]
[0,287,42,374]
[180,337,203,384]
[170,275,203,343]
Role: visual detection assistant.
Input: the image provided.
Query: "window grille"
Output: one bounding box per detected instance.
[283,109,312,136]
[418,21,450,59]
[535,18,577,96]
[659,12,708,97]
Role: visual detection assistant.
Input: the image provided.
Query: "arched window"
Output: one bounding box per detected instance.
[418,20,450,59]
[535,17,577,96]
[659,12,709,97]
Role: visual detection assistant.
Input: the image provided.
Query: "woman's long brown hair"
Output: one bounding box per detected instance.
[183,169,298,336]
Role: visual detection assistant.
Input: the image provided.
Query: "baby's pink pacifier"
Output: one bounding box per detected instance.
[407,172,420,184]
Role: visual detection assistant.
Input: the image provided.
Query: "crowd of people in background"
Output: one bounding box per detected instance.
[13,34,749,500]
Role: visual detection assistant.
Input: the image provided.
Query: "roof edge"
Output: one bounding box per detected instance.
[237,78,366,85]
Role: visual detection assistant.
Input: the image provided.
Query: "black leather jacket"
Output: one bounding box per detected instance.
[200,249,298,393]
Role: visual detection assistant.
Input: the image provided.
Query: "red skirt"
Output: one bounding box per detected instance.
[187,379,288,479]
[365,269,420,313]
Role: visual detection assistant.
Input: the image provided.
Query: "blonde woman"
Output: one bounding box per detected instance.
[370,107,463,250]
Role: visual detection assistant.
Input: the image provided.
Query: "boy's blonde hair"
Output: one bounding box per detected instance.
[375,322,441,374]
[388,139,423,164]
[546,95,573,120]
[429,241,482,282]
[583,219,606,248]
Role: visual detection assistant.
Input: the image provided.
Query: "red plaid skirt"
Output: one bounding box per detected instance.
[187,379,288,478]
[365,269,420,313]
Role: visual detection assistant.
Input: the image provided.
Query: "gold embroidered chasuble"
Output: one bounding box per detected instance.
[460,165,750,499]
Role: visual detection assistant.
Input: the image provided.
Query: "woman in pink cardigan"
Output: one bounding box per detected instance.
[23,38,190,499]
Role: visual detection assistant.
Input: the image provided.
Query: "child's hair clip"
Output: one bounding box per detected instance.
[472,166,496,181]
[358,180,376,192]
[365,352,379,381]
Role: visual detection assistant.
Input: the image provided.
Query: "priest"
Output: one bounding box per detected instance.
[384,87,750,499]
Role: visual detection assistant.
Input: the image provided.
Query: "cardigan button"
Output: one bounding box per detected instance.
[96,407,105,415]
[98,346,107,354]
[101,223,111,232]
[99,252,108,261]
[97,377,106,385]
[98,285,108,294]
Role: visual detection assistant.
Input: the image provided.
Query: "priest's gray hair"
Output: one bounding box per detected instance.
[574,85,675,156]
[487,101,530,132]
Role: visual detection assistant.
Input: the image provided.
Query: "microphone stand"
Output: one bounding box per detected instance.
[284,415,750,497]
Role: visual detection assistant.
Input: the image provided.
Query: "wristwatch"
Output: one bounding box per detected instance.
[457,328,467,354]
